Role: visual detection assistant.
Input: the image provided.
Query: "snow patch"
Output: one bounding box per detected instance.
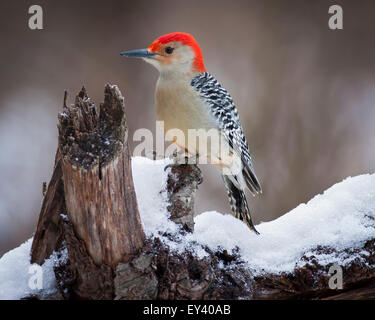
[132,156,179,238]
[0,239,58,300]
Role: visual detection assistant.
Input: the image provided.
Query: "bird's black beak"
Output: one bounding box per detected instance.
[120,48,156,59]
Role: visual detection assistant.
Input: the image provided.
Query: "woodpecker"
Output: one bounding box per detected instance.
[121,32,262,234]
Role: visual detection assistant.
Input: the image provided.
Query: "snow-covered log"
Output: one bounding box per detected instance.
[1,84,374,300]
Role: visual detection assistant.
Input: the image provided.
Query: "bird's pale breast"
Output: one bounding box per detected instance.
[155,77,216,156]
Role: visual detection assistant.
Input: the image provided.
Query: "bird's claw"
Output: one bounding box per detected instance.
[164,163,175,171]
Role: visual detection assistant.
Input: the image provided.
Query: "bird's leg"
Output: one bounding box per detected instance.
[183,153,200,165]
[145,150,164,161]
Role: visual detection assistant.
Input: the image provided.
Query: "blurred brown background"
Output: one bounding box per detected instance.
[1,0,375,257]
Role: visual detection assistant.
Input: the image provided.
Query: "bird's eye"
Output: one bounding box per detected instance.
[165,47,174,54]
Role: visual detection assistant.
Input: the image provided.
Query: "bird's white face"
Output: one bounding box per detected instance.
[145,41,196,75]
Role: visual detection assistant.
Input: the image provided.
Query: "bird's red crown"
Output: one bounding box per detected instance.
[148,32,206,73]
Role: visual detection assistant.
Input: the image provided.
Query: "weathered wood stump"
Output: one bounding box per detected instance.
[57,85,144,267]
[31,85,145,298]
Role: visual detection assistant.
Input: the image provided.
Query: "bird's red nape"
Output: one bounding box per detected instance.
[148,32,206,73]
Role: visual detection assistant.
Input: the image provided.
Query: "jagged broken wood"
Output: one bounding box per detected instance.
[57,86,144,267]
[29,84,375,300]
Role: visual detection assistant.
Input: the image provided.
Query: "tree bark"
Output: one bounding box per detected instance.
[31,150,65,265]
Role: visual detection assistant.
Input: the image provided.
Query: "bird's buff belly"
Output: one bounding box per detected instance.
[156,95,213,151]
[156,102,236,171]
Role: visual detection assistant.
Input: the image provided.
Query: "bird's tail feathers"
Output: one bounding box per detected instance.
[222,174,260,234]
[242,165,262,195]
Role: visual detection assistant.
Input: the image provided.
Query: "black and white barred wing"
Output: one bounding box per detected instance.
[191,72,261,194]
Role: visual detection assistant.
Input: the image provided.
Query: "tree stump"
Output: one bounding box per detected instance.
[31,85,145,298]
[57,85,144,267]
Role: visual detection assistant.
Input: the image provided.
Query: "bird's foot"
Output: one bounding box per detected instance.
[164,153,200,170]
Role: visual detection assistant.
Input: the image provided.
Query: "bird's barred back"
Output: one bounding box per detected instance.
[190,72,257,179]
